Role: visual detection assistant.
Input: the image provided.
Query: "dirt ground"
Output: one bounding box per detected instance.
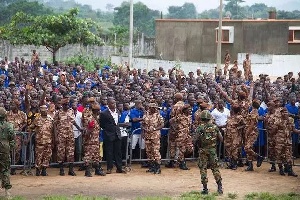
[2,161,300,200]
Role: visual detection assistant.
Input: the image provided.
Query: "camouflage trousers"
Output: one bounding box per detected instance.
[244,131,258,161]
[145,138,161,164]
[35,143,52,169]
[225,132,241,160]
[276,140,292,164]
[285,142,293,164]
[198,148,222,185]
[0,152,12,189]
[169,134,193,162]
[267,132,276,162]
[83,144,100,165]
[57,134,75,163]
[11,135,22,164]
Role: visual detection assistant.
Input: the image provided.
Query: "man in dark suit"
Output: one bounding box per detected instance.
[100,97,126,174]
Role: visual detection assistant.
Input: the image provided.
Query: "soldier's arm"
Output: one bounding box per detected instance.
[156,116,164,131]
[7,123,16,149]
[215,126,223,143]
[21,112,27,131]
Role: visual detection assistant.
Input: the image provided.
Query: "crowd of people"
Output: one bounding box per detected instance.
[0,50,300,197]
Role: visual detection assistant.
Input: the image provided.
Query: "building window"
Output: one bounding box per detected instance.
[289,27,300,43]
[215,26,234,43]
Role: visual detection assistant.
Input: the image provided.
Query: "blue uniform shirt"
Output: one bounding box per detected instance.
[130,107,143,135]
[286,103,299,144]
[160,107,171,136]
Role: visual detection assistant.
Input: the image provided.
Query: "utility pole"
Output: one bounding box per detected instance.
[128,0,134,69]
[217,0,223,71]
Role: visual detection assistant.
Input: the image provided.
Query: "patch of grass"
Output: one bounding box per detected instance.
[244,192,300,200]
[227,192,238,199]
[136,197,172,200]
[180,191,217,200]
[245,192,259,200]
[42,196,111,200]
[1,197,26,200]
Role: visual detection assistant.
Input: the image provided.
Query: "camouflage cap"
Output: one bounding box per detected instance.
[0,107,7,118]
[200,110,212,120]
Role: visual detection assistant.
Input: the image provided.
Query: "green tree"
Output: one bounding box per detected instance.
[0,0,53,25]
[1,8,103,62]
[113,1,160,37]
[277,10,300,19]
[198,8,221,19]
[224,0,246,19]
[168,3,198,19]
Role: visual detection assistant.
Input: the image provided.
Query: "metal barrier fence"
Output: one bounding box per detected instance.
[9,127,299,175]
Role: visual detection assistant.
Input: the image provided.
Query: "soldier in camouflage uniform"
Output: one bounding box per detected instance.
[167,92,194,170]
[283,108,300,177]
[0,107,15,198]
[29,105,53,176]
[225,104,245,170]
[195,110,223,195]
[274,108,299,176]
[6,100,27,175]
[82,102,105,177]
[264,101,277,172]
[53,98,76,176]
[142,103,164,174]
[244,100,263,171]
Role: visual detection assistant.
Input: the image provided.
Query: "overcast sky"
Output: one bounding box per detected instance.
[75,0,290,12]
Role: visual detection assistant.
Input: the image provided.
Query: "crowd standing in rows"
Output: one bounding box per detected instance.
[0,50,300,197]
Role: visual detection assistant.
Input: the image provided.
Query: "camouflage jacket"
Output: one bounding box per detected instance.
[0,120,15,154]
[30,115,53,144]
[195,122,219,149]
[143,111,164,140]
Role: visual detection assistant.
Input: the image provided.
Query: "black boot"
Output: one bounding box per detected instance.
[10,169,16,175]
[245,161,254,171]
[36,168,41,176]
[94,163,106,176]
[287,164,298,177]
[284,164,288,174]
[85,165,92,177]
[68,163,76,176]
[78,165,86,171]
[59,163,65,176]
[231,160,237,170]
[146,162,155,173]
[226,159,233,169]
[279,164,285,176]
[268,163,276,172]
[41,167,48,176]
[179,161,189,170]
[256,157,263,168]
[217,180,223,195]
[154,163,161,174]
[237,159,244,167]
[201,184,208,194]
[165,160,175,168]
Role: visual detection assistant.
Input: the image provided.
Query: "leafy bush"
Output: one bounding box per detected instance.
[65,54,111,71]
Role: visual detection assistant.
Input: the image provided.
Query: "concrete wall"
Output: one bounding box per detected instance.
[112,54,300,78]
[155,19,300,63]
[0,38,155,62]
[111,56,215,75]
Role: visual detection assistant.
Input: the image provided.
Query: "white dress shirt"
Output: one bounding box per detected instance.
[211,107,230,127]
[73,110,82,138]
[108,108,119,125]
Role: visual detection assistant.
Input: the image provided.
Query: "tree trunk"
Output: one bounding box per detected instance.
[52,49,58,63]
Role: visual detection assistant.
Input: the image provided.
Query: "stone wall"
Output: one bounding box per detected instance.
[0,37,155,62]
[112,54,300,78]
